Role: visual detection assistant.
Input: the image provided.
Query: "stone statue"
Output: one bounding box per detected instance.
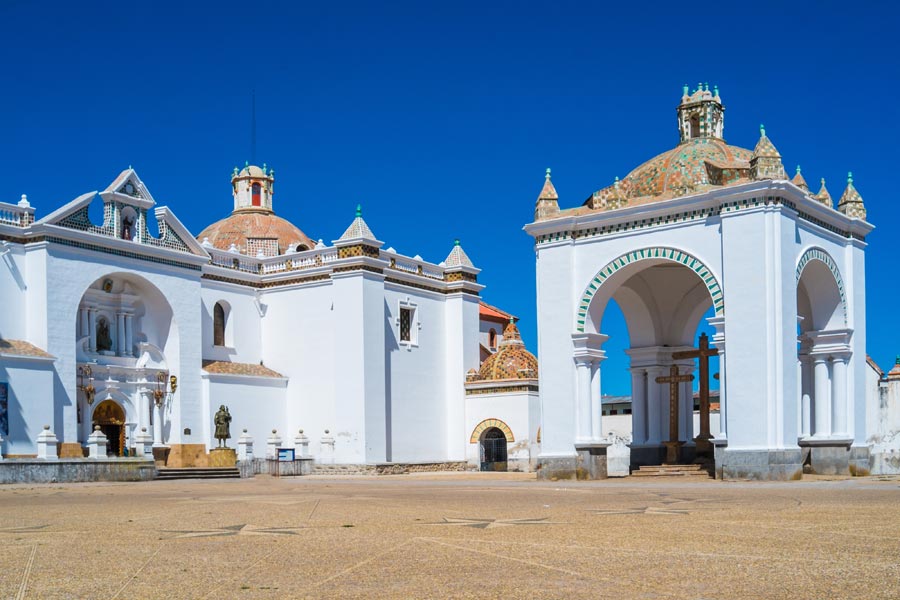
[96,319,112,352]
[214,405,232,447]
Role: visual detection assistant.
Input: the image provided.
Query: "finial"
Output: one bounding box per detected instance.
[697,81,702,93]
[509,317,515,324]
[454,238,460,246]
[262,163,267,175]
[245,160,249,167]
[128,165,132,170]
[355,204,362,218]
[796,165,801,175]
[682,84,689,96]
[545,167,551,180]
[847,171,853,184]
[704,82,709,92]
[713,84,719,97]
[759,124,766,137]
[821,177,826,186]
[895,355,900,365]
[233,166,238,176]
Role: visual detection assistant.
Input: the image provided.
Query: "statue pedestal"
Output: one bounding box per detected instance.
[209,447,237,467]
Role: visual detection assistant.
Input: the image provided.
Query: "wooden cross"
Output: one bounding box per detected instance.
[672,333,718,454]
[655,365,694,464]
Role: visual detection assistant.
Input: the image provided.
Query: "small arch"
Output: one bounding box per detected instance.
[536,427,541,444]
[213,302,226,346]
[796,247,847,326]
[92,399,126,456]
[488,328,497,350]
[470,418,514,443]
[251,182,262,207]
[295,243,310,252]
[576,247,724,333]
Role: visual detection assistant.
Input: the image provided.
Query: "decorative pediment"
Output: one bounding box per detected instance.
[101,168,156,209]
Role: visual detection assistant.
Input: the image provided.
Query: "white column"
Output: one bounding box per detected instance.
[800,356,812,437]
[590,360,603,441]
[813,357,830,437]
[717,347,728,439]
[646,367,662,444]
[153,402,164,446]
[116,312,126,357]
[831,356,848,436]
[124,314,134,357]
[88,309,97,352]
[79,307,89,338]
[630,368,647,444]
[575,359,593,442]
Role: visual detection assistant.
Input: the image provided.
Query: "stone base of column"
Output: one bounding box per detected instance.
[209,447,237,467]
[720,448,803,481]
[662,441,684,465]
[165,444,209,468]
[798,437,854,476]
[535,447,609,481]
[693,434,713,456]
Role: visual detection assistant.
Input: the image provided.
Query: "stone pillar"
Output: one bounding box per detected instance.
[575,359,593,443]
[590,360,603,442]
[800,355,812,438]
[831,356,848,436]
[681,377,694,443]
[116,312,126,357]
[87,426,108,459]
[813,357,830,436]
[88,309,97,352]
[630,368,647,445]
[294,429,309,458]
[646,368,663,444]
[79,307,89,338]
[266,429,282,459]
[124,314,134,357]
[320,430,335,464]
[133,427,153,459]
[237,430,254,461]
[36,426,58,460]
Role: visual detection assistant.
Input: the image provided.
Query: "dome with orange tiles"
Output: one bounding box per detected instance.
[475,320,538,381]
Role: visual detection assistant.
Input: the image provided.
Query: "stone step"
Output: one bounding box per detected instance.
[631,470,712,478]
[156,467,241,480]
[631,463,713,478]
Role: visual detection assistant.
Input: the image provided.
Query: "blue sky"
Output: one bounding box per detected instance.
[2,1,898,394]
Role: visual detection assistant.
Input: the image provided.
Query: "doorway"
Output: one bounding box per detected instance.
[480,427,508,471]
[93,399,126,456]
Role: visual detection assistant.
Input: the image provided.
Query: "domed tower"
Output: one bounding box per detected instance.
[232,162,275,212]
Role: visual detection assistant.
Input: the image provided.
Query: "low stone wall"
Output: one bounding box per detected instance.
[0,459,156,484]
[238,459,471,478]
[237,458,314,478]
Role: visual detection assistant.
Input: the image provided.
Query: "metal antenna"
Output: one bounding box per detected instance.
[251,89,257,165]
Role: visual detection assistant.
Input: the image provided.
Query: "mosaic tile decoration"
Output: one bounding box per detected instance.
[795,247,848,325]
[0,339,54,358]
[473,321,538,381]
[469,418,514,443]
[576,247,724,332]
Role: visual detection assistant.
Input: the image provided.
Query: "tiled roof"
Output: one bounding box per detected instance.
[752,127,781,158]
[444,240,474,268]
[202,360,285,378]
[538,170,558,200]
[0,339,54,359]
[838,173,866,220]
[338,206,376,241]
[866,355,884,377]
[479,301,516,323]
[197,212,314,255]
[815,178,833,208]
[473,321,537,381]
[791,166,809,192]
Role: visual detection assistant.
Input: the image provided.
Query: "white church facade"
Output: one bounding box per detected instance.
[526,85,876,480]
[0,164,538,473]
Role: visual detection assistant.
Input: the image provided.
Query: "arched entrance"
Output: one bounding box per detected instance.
[576,248,723,470]
[93,400,126,456]
[480,428,508,471]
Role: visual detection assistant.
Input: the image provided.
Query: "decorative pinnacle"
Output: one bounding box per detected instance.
[245,160,249,167]
[796,165,801,175]
[454,238,460,246]
[821,178,826,186]
[697,82,702,92]
[355,204,362,218]
[545,167,551,180]
[713,84,719,96]
[704,82,709,91]
[760,124,766,137]
[895,355,899,365]
[847,171,854,184]
[682,84,689,96]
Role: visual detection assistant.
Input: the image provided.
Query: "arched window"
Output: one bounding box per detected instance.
[488,328,497,350]
[689,115,701,138]
[295,244,309,252]
[251,183,261,207]
[213,302,226,346]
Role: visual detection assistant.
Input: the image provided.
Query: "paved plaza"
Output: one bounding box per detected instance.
[0,473,898,599]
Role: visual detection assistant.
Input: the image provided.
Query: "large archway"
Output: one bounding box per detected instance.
[92,399,126,456]
[75,273,179,453]
[576,248,723,470]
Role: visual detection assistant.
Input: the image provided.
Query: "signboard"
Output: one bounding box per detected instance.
[0,382,8,437]
[277,448,295,462]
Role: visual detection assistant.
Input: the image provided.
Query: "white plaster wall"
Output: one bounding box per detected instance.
[465,390,539,470]
[203,375,287,450]
[259,281,335,460]
[0,242,28,340]
[0,360,55,455]
[444,292,480,462]
[383,285,448,462]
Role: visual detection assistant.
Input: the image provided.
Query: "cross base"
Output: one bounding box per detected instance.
[663,441,684,465]
[693,433,713,456]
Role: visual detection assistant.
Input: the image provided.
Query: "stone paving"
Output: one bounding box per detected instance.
[0,472,898,599]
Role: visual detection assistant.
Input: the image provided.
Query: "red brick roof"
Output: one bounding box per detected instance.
[479,301,516,323]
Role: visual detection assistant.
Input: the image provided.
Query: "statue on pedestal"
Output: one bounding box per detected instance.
[214,405,232,448]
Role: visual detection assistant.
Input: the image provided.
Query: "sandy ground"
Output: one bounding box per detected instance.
[0,472,898,599]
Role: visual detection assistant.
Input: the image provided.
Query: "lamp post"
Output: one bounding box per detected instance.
[151,372,177,447]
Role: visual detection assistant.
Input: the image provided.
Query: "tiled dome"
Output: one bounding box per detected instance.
[596,137,753,205]
[475,320,538,381]
[197,212,315,255]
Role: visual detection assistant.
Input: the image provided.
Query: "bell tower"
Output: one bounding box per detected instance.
[677,83,725,143]
[231,162,275,213]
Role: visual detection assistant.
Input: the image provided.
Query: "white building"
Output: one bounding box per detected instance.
[525,85,875,480]
[0,164,540,471]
